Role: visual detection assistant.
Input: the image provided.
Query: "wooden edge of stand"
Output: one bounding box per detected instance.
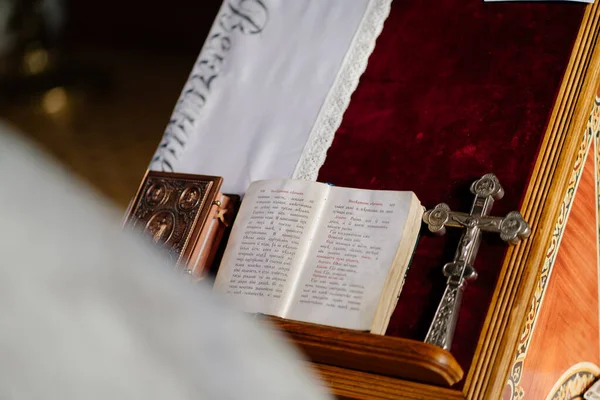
[314,364,465,400]
[465,3,600,399]
[267,317,464,387]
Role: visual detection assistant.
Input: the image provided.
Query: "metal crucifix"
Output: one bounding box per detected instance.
[422,173,531,351]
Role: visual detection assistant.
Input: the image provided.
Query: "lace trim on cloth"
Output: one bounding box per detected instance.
[292,0,392,181]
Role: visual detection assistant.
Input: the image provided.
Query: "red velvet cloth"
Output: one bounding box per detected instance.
[317,1,584,377]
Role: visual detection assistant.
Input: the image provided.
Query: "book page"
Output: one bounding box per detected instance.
[213,179,327,316]
[283,187,415,330]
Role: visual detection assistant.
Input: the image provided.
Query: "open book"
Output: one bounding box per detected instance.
[213,179,423,334]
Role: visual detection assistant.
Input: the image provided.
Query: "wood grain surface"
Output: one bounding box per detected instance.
[516,139,599,398]
[313,364,465,400]
[269,317,463,387]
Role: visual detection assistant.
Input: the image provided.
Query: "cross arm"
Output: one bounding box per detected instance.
[423,203,470,234]
[423,203,531,245]
[476,211,531,244]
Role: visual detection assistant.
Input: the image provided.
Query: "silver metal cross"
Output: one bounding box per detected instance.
[422,173,531,351]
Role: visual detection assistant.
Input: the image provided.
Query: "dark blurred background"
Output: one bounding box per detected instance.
[0,0,221,207]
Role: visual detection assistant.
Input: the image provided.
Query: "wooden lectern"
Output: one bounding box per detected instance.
[264,2,600,399]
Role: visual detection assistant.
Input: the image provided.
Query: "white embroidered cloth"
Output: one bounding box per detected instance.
[150,0,391,194]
